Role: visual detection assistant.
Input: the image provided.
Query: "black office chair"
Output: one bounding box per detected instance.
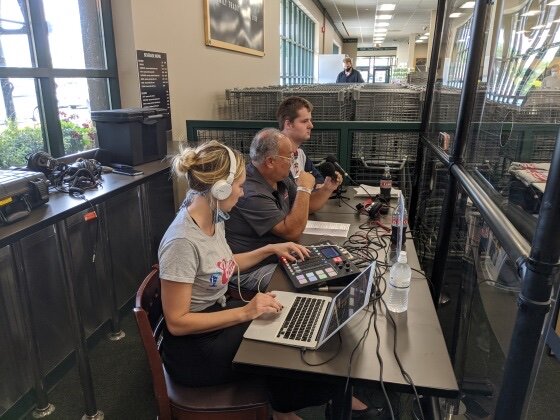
[134,265,269,420]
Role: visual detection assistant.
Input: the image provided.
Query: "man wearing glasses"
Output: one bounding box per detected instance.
[225,128,338,292]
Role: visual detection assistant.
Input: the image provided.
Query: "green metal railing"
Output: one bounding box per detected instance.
[187,120,423,171]
[186,119,559,170]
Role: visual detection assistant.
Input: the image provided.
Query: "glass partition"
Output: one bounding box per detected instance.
[416,0,560,416]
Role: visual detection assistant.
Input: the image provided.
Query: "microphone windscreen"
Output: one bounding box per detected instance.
[318,161,337,179]
[325,155,338,164]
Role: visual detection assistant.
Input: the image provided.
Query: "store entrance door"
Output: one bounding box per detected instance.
[374,67,390,83]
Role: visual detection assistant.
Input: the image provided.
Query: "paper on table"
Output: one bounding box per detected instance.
[353,184,400,198]
[303,220,350,238]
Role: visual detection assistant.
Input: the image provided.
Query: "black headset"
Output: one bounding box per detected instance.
[27,151,58,175]
[67,158,102,178]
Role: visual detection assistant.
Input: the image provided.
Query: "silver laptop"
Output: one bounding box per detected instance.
[243,262,376,350]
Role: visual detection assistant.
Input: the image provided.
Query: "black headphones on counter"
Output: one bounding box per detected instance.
[27,151,59,175]
[27,152,102,196]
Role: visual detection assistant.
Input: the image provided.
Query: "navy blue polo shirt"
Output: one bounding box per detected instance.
[225,163,297,267]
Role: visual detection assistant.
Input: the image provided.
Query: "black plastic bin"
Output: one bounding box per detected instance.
[91,107,168,165]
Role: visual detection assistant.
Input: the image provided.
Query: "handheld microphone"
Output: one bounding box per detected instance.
[317,161,337,180]
[325,156,381,204]
[325,155,350,178]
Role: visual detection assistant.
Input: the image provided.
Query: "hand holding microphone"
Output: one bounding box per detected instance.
[325,155,350,180]
[296,171,315,192]
[317,161,341,193]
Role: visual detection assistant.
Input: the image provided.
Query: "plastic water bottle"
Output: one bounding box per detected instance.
[380,165,392,203]
[386,251,411,313]
[391,205,408,249]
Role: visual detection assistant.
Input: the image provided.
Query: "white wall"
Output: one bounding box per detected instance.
[112,1,342,142]
[297,0,342,54]
[414,43,428,65]
[342,42,358,62]
[396,40,410,67]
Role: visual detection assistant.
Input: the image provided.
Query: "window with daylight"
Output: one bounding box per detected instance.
[0,0,119,169]
[280,0,315,85]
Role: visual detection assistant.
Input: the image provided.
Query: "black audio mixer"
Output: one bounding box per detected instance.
[280,241,361,290]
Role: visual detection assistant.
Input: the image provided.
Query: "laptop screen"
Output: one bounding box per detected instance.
[318,262,375,346]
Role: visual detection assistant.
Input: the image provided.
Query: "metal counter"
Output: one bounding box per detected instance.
[0,160,175,418]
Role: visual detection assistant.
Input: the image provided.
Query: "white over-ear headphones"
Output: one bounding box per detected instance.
[210,144,237,200]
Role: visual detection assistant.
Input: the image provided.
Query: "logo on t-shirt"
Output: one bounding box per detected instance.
[291,161,300,179]
[216,258,237,285]
[209,272,220,287]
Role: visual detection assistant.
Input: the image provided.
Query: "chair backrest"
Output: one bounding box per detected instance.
[134,265,173,420]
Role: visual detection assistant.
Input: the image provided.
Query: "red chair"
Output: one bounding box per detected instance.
[134,266,269,420]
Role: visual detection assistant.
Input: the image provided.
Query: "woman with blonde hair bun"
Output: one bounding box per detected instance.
[159,141,334,420]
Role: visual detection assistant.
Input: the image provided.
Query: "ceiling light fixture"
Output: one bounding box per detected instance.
[378,4,396,11]
[547,0,560,5]
[415,40,424,43]
[449,13,463,18]
[460,1,475,8]
[376,22,390,27]
[424,32,430,36]
[376,14,392,20]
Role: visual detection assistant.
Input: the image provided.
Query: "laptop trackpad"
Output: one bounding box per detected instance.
[258,311,282,321]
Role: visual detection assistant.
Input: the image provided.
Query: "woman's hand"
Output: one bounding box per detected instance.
[243,292,283,320]
[269,242,310,262]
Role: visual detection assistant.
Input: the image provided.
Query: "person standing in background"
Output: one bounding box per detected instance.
[336,57,365,83]
[542,64,560,89]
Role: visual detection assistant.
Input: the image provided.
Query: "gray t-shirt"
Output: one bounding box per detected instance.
[158,207,235,312]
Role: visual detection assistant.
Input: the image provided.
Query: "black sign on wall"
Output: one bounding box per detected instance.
[137,50,171,128]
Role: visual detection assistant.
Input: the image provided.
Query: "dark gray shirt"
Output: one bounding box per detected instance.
[225,163,297,267]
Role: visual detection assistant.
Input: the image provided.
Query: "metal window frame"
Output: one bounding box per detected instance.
[280,0,315,85]
[0,0,120,157]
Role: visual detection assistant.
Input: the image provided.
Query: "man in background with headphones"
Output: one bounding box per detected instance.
[225,128,339,292]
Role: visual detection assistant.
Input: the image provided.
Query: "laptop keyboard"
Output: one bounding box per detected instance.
[277,296,326,342]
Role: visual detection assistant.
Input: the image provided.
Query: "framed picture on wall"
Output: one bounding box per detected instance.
[204,0,264,57]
